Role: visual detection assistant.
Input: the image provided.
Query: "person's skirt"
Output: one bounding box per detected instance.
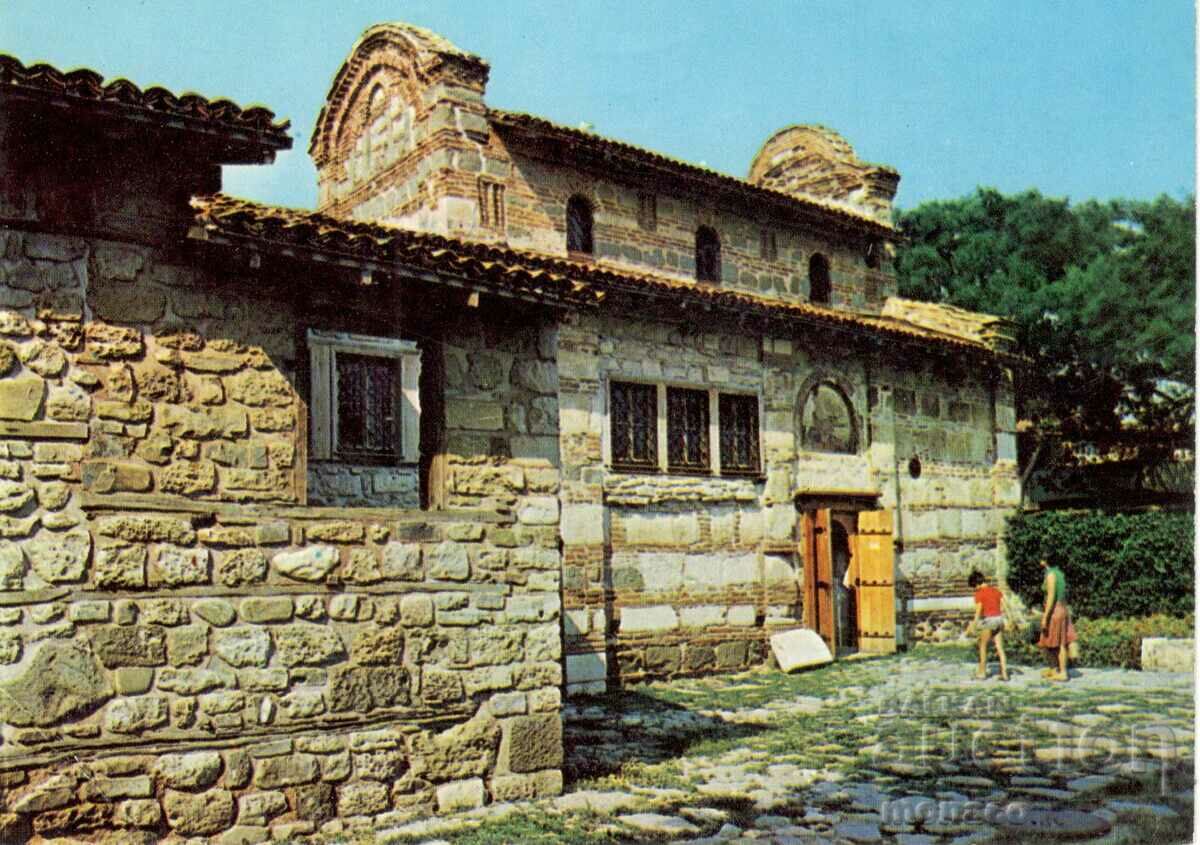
[1037,603,1077,649]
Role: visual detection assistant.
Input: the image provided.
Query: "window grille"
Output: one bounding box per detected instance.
[610,381,657,469]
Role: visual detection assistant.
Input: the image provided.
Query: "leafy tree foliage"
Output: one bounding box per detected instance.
[895,189,1194,443]
[1006,510,1194,619]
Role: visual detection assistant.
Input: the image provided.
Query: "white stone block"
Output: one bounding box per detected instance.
[622,513,700,547]
[739,512,764,545]
[765,505,795,542]
[619,605,679,633]
[1141,638,1195,673]
[565,651,608,684]
[679,605,726,628]
[564,609,590,637]
[638,553,684,592]
[436,778,485,813]
[561,503,604,545]
[770,629,833,673]
[517,496,559,525]
[727,605,756,627]
[763,555,796,585]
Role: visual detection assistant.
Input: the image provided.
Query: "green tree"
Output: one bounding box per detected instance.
[895,189,1194,448]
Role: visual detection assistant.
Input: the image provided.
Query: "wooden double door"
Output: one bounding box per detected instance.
[800,508,896,656]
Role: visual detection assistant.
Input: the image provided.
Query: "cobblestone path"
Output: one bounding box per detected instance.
[376,647,1193,844]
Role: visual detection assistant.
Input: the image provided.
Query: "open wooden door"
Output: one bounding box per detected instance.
[800,509,836,651]
[855,509,897,653]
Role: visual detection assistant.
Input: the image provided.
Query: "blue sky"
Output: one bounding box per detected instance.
[3,1,1193,211]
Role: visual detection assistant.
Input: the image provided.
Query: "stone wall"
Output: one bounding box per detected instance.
[557,312,805,694]
[0,224,565,837]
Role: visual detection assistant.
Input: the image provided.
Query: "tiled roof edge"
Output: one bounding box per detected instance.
[0,54,292,150]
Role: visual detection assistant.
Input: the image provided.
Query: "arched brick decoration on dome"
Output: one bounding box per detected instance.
[748,125,899,225]
[796,373,860,454]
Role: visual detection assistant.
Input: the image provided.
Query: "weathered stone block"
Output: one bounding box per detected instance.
[225,369,293,407]
[622,512,700,547]
[436,777,485,813]
[726,605,756,627]
[253,754,319,788]
[273,625,346,666]
[113,798,162,828]
[163,788,235,836]
[517,496,559,525]
[399,594,433,626]
[381,542,422,580]
[216,548,268,587]
[0,374,44,420]
[154,546,210,586]
[490,770,563,801]
[156,751,223,789]
[294,783,335,822]
[240,596,294,623]
[502,713,563,773]
[98,515,195,545]
[82,460,153,493]
[714,640,749,668]
[0,541,23,590]
[336,780,390,816]
[193,598,236,626]
[273,546,338,582]
[0,640,111,726]
[93,625,167,668]
[770,629,833,672]
[160,404,248,439]
[619,605,679,633]
[237,790,288,826]
[160,461,217,495]
[26,531,90,583]
[351,627,405,665]
[330,665,410,711]
[167,624,208,667]
[106,696,168,733]
[213,627,272,668]
[409,712,501,782]
[305,521,364,543]
[426,541,470,581]
[112,667,154,695]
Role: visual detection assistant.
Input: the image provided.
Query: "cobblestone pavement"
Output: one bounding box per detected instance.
[375,647,1193,844]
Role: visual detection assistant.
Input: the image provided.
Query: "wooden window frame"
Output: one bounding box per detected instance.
[604,377,762,478]
[308,329,421,465]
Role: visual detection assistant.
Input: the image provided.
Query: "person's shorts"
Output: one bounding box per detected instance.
[979,616,1004,632]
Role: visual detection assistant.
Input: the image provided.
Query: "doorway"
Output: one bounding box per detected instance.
[800,506,897,657]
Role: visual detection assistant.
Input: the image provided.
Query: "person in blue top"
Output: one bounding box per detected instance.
[1037,558,1077,681]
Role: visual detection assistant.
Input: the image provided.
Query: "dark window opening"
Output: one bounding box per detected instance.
[638,192,657,231]
[760,229,778,261]
[566,195,594,254]
[610,381,657,469]
[719,393,760,475]
[865,240,881,269]
[695,226,721,283]
[809,253,831,304]
[667,387,710,471]
[336,353,400,463]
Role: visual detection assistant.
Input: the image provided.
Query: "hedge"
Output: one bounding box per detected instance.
[1005,510,1193,619]
[996,613,1194,669]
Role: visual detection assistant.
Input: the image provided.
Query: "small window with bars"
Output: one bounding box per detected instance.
[667,387,710,472]
[477,179,506,231]
[610,381,657,470]
[638,192,657,231]
[308,330,421,465]
[719,392,760,474]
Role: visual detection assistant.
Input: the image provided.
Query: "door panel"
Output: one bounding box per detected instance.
[801,509,836,652]
[855,508,896,653]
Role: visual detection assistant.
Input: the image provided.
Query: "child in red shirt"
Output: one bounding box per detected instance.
[967,570,1008,681]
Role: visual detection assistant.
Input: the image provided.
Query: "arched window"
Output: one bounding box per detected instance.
[695,226,721,283]
[364,85,386,173]
[801,383,857,454]
[809,253,831,304]
[566,195,593,255]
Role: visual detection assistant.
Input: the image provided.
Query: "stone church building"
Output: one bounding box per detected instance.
[0,23,1018,840]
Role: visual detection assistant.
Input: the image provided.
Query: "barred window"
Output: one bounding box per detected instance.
[478,179,506,231]
[308,330,421,465]
[610,381,657,469]
[809,253,831,303]
[760,229,778,261]
[719,393,760,474]
[335,353,399,462]
[667,387,710,471]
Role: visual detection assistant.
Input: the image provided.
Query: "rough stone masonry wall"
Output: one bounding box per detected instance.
[874,356,1020,643]
[0,228,565,840]
[558,312,805,694]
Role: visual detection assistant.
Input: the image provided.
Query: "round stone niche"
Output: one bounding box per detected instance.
[801,383,856,453]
